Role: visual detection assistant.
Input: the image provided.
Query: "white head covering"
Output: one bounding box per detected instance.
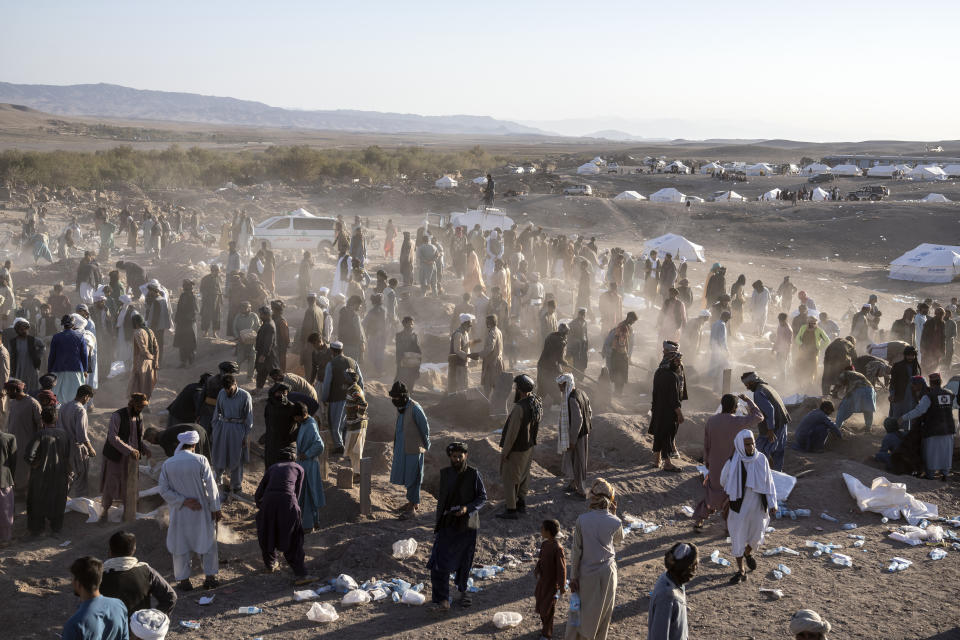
[316,296,329,309]
[459,313,475,324]
[129,609,169,640]
[120,294,132,305]
[556,373,575,393]
[12,317,29,328]
[789,610,831,636]
[70,313,87,331]
[175,429,200,453]
[318,286,330,296]
[719,429,778,509]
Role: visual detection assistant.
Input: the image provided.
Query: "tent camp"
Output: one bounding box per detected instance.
[435,176,458,189]
[577,163,600,175]
[649,187,687,203]
[908,166,947,181]
[811,187,830,201]
[867,165,902,178]
[664,161,690,174]
[700,162,724,175]
[920,193,951,203]
[801,162,832,175]
[943,164,960,177]
[712,190,747,202]
[761,188,782,201]
[613,190,646,201]
[745,163,775,176]
[472,175,488,185]
[831,164,861,176]
[889,243,960,283]
[642,233,705,262]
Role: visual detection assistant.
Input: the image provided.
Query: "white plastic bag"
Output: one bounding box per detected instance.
[108,361,126,378]
[334,574,358,592]
[401,590,425,606]
[492,612,523,629]
[306,602,339,623]
[294,590,318,601]
[392,538,418,560]
[341,589,371,606]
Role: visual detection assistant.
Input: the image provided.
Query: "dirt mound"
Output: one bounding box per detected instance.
[426,389,502,432]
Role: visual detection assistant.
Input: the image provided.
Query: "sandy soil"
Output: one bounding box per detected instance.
[1,165,959,640]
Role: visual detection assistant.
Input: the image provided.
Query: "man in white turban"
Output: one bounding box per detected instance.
[158,429,222,591]
[789,609,831,639]
[720,429,778,584]
[557,373,592,497]
[129,608,169,640]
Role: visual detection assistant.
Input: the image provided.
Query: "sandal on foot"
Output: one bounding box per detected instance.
[745,555,757,572]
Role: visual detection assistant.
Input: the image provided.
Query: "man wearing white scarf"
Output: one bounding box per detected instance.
[557,373,592,497]
[720,429,778,584]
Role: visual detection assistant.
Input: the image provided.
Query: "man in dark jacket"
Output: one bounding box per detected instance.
[7,318,45,394]
[144,424,211,462]
[100,530,176,615]
[536,324,568,410]
[427,441,487,610]
[651,351,685,472]
[261,383,300,470]
[888,346,921,419]
[116,261,146,299]
[742,371,790,471]
[254,306,278,390]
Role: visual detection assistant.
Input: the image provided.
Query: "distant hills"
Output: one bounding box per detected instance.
[0,82,547,136]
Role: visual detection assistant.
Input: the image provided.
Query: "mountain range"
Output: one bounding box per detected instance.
[0,82,547,136]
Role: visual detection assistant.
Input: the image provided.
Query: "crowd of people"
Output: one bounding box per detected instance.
[0,200,953,640]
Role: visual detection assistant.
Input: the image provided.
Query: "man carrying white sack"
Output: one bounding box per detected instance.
[158,430,222,592]
[720,429,777,585]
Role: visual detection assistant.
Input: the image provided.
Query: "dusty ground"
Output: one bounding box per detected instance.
[1,161,959,640]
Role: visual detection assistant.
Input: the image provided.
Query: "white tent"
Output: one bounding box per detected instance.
[811,187,830,201]
[472,175,488,185]
[889,243,960,283]
[908,166,947,181]
[700,162,723,175]
[613,190,646,201]
[642,233,705,262]
[686,196,705,204]
[920,193,951,203]
[761,188,782,201]
[831,164,862,176]
[665,161,690,174]
[867,165,900,178]
[745,163,775,176]
[943,164,960,177]
[649,187,686,202]
[577,163,600,175]
[801,162,832,175]
[435,176,458,189]
[713,190,747,202]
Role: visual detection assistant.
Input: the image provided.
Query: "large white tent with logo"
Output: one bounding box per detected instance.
[613,190,646,201]
[889,243,960,283]
[642,233,705,262]
[649,187,686,202]
[577,162,600,175]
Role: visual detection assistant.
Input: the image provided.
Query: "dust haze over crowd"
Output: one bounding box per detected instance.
[2,6,960,640]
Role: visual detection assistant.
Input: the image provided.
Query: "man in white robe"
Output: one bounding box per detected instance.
[720,429,778,584]
[158,430,222,591]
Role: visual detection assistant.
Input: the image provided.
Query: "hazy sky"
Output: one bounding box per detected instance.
[5,0,959,140]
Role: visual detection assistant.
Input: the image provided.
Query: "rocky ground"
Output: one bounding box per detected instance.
[1,168,959,639]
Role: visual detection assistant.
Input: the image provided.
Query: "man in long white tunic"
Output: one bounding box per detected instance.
[158,430,222,591]
[210,374,253,496]
[720,429,778,584]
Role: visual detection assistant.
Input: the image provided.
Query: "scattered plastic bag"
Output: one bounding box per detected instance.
[680,506,695,517]
[887,557,912,572]
[401,590,425,605]
[830,553,852,567]
[294,590,318,601]
[342,589,371,606]
[306,602,339,623]
[763,546,799,557]
[335,574,358,593]
[392,538,418,560]
[759,588,784,600]
[929,549,947,561]
[709,550,731,567]
[492,612,523,629]
[198,595,215,606]
[108,361,126,378]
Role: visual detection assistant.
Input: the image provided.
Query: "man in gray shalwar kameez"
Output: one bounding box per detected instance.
[557,374,591,498]
[5,379,41,490]
[211,374,253,495]
[57,384,96,496]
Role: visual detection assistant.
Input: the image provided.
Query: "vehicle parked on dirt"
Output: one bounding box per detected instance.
[808,173,835,184]
[254,208,337,250]
[563,184,593,196]
[846,185,890,201]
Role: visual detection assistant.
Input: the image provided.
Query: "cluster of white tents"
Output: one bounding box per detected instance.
[889,243,960,283]
[803,162,956,181]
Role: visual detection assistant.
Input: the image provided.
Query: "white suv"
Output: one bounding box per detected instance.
[563,185,593,196]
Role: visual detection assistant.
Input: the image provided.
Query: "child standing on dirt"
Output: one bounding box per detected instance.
[534,519,566,640]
